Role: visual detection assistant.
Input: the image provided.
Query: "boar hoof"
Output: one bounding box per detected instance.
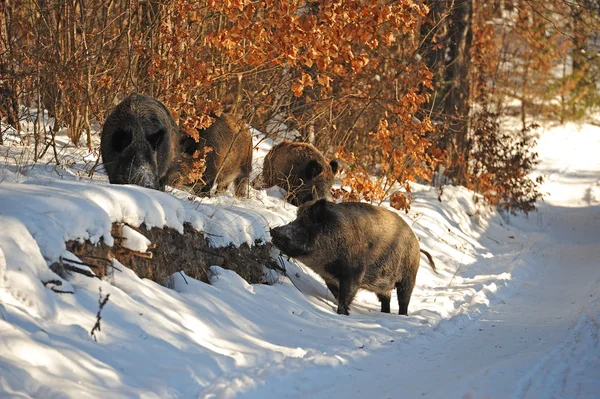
[336,306,350,316]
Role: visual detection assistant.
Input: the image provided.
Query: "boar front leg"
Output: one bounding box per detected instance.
[336,277,360,315]
[325,281,339,301]
[377,293,392,313]
[234,175,249,197]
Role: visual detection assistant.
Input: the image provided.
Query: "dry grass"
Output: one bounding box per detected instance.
[66,222,277,286]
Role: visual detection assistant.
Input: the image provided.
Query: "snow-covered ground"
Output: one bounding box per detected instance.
[0,119,598,398]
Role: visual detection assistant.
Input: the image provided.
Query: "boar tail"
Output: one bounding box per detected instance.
[420,249,438,274]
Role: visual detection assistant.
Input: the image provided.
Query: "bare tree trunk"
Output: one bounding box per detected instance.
[136,0,161,95]
[423,0,473,184]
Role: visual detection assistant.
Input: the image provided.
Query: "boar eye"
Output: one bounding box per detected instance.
[330,160,339,175]
[180,134,198,155]
[111,129,132,153]
[147,129,165,151]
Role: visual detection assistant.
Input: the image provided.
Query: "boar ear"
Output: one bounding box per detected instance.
[329,160,339,175]
[305,160,323,180]
[180,134,198,155]
[309,198,329,223]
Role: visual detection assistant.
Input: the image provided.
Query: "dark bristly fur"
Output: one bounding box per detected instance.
[270,199,436,316]
[101,93,180,190]
[181,114,253,197]
[262,141,338,205]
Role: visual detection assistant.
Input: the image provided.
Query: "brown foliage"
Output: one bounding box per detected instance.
[466,109,543,214]
[2,0,597,212]
[335,114,442,211]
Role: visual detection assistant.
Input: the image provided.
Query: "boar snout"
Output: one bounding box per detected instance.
[269,226,285,244]
[130,163,158,189]
[270,225,310,258]
[269,226,292,250]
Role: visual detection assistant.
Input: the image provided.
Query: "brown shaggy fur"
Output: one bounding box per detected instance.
[262,141,338,205]
[180,114,253,196]
[270,200,436,315]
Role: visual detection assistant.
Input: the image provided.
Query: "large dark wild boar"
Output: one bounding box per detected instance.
[180,114,252,197]
[101,94,179,190]
[262,142,338,205]
[270,199,436,315]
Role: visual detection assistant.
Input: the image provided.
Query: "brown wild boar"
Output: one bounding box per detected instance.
[270,199,436,315]
[101,94,180,190]
[180,114,253,196]
[262,141,338,205]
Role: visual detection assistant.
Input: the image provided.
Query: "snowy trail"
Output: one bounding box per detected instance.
[243,124,600,398]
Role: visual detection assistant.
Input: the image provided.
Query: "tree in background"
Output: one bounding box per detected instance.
[419,0,599,213]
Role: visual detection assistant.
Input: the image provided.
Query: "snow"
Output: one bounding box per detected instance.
[1,118,599,398]
[121,226,152,253]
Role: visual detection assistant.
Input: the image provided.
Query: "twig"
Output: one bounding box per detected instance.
[42,279,75,294]
[202,231,224,238]
[64,264,100,279]
[61,256,100,269]
[275,253,288,275]
[411,212,424,228]
[51,259,101,280]
[277,252,303,293]
[116,248,153,259]
[107,262,123,273]
[510,243,527,264]
[90,288,110,342]
[50,288,75,294]
[43,279,64,287]
[87,154,101,178]
[448,251,466,288]
[178,270,189,284]
[77,254,112,262]
[75,255,123,272]
[486,236,501,244]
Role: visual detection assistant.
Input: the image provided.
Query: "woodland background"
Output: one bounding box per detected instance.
[1,0,599,213]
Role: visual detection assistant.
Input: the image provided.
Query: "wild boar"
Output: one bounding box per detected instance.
[101,94,180,190]
[180,114,253,197]
[270,199,436,315]
[262,141,338,205]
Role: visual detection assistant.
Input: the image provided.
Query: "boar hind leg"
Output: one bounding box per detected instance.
[377,293,392,313]
[234,175,249,197]
[395,277,416,316]
[336,277,360,316]
[216,182,230,194]
[195,180,214,196]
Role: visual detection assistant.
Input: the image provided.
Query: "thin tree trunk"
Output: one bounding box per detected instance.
[444,0,473,184]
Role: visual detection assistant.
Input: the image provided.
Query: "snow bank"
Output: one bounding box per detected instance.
[0,177,294,266]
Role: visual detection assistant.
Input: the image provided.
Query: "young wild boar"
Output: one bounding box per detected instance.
[101,94,180,190]
[180,114,253,196]
[262,142,338,205]
[270,199,436,316]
